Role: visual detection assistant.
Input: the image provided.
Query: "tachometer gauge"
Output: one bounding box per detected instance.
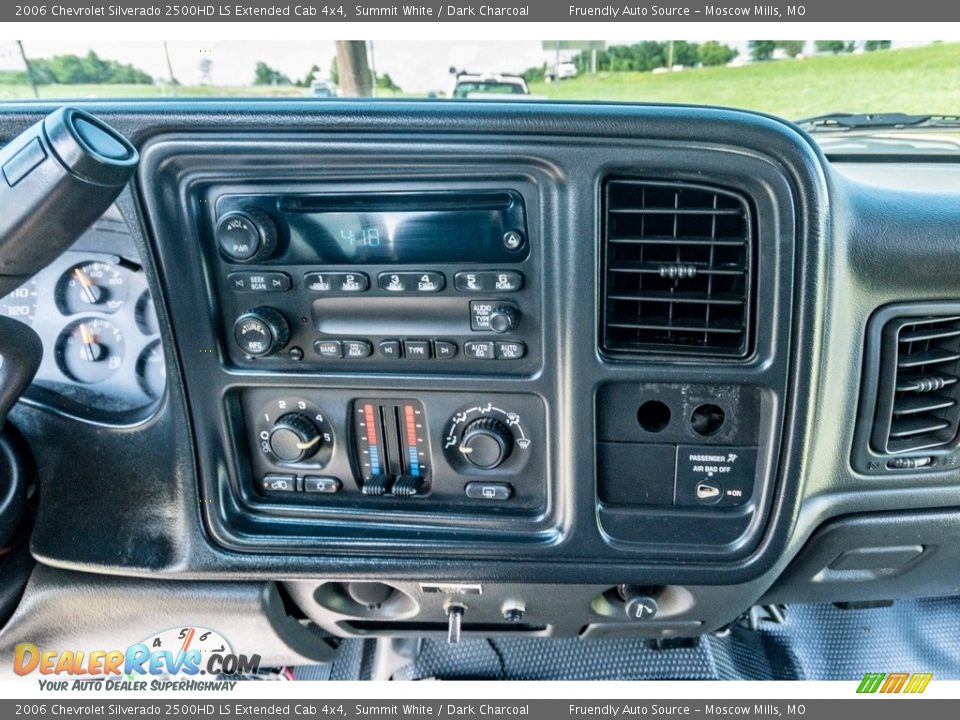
[55,318,125,384]
[56,260,128,315]
[136,340,166,399]
[0,278,39,326]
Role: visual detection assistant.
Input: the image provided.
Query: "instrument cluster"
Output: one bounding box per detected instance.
[0,207,164,421]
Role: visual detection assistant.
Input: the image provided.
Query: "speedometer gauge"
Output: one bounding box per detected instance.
[55,318,126,384]
[56,260,128,315]
[0,278,39,326]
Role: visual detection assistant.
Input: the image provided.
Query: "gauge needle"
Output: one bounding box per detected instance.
[78,323,102,362]
[73,268,101,304]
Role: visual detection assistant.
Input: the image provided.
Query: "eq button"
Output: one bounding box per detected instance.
[464,341,496,360]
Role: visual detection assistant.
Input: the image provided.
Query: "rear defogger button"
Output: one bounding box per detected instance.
[675,446,757,507]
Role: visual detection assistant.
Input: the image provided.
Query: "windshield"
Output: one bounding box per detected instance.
[1,39,951,123]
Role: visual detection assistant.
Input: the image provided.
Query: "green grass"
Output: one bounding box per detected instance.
[528,42,960,119]
[2,43,959,119]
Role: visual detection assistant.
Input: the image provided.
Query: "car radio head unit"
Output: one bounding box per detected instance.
[215,190,529,266]
[202,183,540,374]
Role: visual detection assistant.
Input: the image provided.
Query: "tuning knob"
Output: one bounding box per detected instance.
[458,417,514,469]
[215,207,278,263]
[488,305,520,334]
[268,413,323,463]
[233,306,289,358]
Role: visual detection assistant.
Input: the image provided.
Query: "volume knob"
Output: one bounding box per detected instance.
[459,417,514,469]
[216,208,278,263]
[269,413,323,463]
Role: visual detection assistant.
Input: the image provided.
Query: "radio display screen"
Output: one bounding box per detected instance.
[278,191,528,265]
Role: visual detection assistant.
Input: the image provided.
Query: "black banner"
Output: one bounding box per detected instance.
[0,700,957,718]
[3,1,951,23]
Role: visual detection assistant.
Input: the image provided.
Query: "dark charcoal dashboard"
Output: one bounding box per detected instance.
[1,101,960,659]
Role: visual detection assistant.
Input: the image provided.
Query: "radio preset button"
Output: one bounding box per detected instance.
[304,272,369,293]
[313,340,343,358]
[454,271,524,293]
[403,340,432,359]
[379,339,402,358]
[434,340,458,359]
[343,340,373,358]
[495,341,526,360]
[229,271,291,293]
[464,341,496,360]
[378,272,445,293]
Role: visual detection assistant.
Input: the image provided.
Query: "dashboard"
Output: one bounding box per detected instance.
[1,101,960,661]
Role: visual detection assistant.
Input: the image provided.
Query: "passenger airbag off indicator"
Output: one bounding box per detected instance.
[675,446,757,507]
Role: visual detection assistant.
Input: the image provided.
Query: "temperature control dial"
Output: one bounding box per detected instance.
[234,307,289,357]
[269,413,323,463]
[459,417,514,469]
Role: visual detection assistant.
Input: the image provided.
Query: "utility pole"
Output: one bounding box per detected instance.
[335,41,373,97]
[16,41,38,99]
[162,41,178,96]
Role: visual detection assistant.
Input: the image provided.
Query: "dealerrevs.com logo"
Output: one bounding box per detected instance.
[13,626,261,689]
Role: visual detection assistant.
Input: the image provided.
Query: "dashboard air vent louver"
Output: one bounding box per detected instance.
[873,315,960,454]
[601,179,754,357]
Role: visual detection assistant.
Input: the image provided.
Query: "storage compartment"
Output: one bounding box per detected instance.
[762,510,960,604]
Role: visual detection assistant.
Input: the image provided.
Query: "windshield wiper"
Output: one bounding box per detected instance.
[795,112,960,132]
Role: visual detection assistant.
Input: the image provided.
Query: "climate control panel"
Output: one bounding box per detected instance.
[235,388,547,515]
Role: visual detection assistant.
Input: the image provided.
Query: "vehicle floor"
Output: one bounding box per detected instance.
[312,596,960,681]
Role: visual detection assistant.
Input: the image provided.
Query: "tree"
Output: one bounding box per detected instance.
[775,41,806,58]
[670,41,700,67]
[864,40,892,52]
[297,64,320,87]
[329,56,339,86]
[748,41,777,62]
[24,51,152,85]
[253,61,291,86]
[375,73,401,93]
[198,58,213,86]
[815,41,852,54]
[698,41,737,67]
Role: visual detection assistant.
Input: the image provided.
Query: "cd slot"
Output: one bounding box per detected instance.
[314,296,467,335]
[280,191,517,213]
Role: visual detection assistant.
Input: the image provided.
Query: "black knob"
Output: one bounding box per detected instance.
[459,417,514,469]
[268,413,323,463]
[619,585,659,621]
[488,305,520,334]
[215,208,278,263]
[233,307,289,357]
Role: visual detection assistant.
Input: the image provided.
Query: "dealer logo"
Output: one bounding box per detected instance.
[14,626,261,680]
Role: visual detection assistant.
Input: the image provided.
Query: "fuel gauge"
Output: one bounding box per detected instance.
[56,260,128,315]
[56,318,126,384]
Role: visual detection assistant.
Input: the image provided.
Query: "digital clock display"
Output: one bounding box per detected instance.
[278,191,528,265]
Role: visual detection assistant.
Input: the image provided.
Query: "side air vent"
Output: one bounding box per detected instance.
[601,179,754,357]
[872,315,960,455]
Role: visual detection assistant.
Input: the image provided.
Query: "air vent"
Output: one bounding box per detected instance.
[601,180,754,357]
[872,315,960,455]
